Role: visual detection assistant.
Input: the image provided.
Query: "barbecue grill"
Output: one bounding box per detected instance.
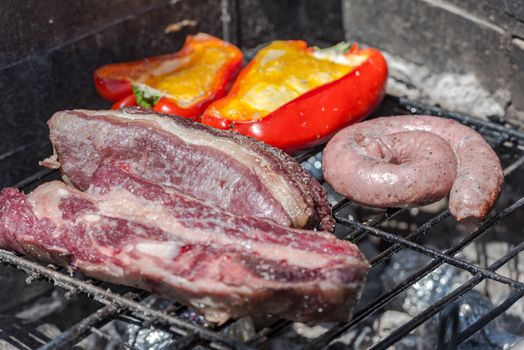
[0,95,522,350]
[1,1,524,349]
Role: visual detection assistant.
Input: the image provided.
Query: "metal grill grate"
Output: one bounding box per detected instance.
[1,95,524,350]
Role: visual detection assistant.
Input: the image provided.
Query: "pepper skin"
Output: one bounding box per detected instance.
[153,96,204,119]
[95,33,243,119]
[201,41,388,153]
[111,94,137,109]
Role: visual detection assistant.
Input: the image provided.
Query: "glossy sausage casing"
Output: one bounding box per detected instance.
[323,115,503,221]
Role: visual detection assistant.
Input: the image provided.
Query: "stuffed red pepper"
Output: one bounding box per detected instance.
[94,33,243,120]
[201,40,388,152]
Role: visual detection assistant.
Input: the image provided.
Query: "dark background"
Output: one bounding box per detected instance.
[1,0,523,186]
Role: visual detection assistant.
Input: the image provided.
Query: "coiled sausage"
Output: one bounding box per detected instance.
[323,115,503,221]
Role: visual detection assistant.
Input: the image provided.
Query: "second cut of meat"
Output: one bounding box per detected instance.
[0,160,368,323]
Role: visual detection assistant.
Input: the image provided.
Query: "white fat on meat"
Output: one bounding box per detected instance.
[134,241,181,260]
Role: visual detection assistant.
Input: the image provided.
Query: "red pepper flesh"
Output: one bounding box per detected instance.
[201,41,388,153]
[111,94,137,109]
[94,33,243,119]
[153,96,204,119]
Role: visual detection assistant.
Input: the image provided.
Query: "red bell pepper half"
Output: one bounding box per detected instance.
[94,33,243,120]
[201,40,388,152]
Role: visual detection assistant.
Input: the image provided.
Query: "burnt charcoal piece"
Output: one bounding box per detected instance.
[0,161,368,323]
[42,107,334,231]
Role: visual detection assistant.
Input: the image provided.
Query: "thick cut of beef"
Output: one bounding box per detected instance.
[41,107,333,231]
[0,161,368,323]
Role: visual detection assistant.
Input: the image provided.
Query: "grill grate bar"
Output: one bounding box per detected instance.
[336,216,524,290]
[0,250,252,350]
[246,319,291,346]
[307,194,524,348]
[346,208,404,243]
[37,304,121,350]
[294,145,324,163]
[117,314,153,328]
[162,318,239,350]
[369,209,451,266]
[14,168,56,190]
[368,239,524,350]
[37,291,149,350]
[443,288,524,348]
[503,152,524,175]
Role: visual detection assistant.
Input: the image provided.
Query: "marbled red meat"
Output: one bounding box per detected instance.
[41,107,333,231]
[323,115,503,221]
[0,161,368,323]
